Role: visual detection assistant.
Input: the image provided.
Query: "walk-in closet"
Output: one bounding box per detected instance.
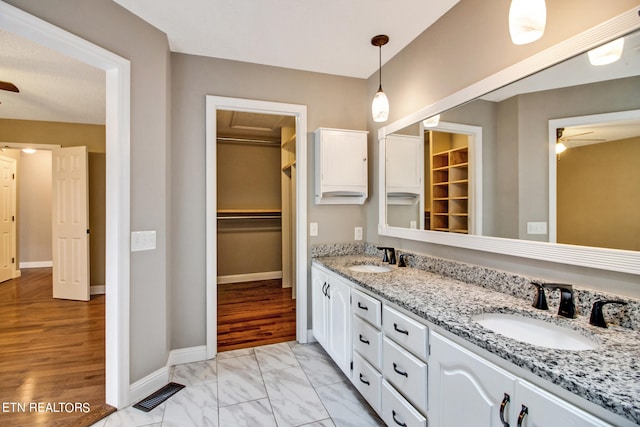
[216,110,297,351]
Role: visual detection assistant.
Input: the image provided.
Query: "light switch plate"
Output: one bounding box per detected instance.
[527,222,547,235]
[131,230,157,251]
[354,227,363,241]
[310,222,318,237]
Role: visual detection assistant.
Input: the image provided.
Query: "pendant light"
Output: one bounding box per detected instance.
[371,34,390,123]
[508,0,546,45]
[588,37,624,66]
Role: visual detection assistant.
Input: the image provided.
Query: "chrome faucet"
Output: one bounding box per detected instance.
[531,282,577,318]
[376,246,396,265]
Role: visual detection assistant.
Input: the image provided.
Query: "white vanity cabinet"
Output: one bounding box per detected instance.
[311,265,351,376]
[429,332,613,427]
[314,128,368,204]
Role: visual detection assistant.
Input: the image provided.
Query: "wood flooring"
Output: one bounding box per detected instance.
[0,268,114,427]
[217,279,296,352]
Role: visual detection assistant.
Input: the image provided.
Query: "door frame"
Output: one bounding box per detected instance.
[0,154,17,282]
[205,96,308,359]
[0,2,131,408]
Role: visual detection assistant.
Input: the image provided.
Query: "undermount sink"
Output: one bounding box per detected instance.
[472,313,598,351]
[348,264,392,273]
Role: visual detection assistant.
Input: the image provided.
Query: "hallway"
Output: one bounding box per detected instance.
[0,268,112,426]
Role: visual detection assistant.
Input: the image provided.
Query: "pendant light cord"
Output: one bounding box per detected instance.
[378,45,383,91]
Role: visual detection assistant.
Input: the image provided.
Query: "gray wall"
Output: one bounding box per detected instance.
[6,0,172,382]
[367,0,640,297]
[170,53,367,349]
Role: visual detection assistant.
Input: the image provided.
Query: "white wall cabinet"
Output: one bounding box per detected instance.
[314,128,368,204]
[385,134,424,205]
[311,265,351,376]
[429,332,612,427]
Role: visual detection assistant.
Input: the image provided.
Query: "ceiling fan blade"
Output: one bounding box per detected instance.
[0,81,19,93]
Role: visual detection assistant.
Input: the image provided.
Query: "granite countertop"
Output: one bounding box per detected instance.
[313,255,640,425]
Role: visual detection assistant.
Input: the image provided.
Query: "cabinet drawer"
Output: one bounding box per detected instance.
[352,352,382,414]
[352,315,382,370]
[383,337,428,413]
[352,288,382,328]
[382,380,427,427]
[383,305,429,360]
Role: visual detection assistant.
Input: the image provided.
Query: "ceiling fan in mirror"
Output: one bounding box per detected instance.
[0,80,19,105]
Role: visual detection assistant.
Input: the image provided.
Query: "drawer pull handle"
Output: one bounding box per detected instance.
[499,393,510,427]
[393,323,409,335]
[517,405,528,427]
[359,334,370,345]
[357,302,369,311]
[359,373,370,386]
[393,362,408,377]
[392,410,407,427]
[326,283,330,299]
[322,282,327,296]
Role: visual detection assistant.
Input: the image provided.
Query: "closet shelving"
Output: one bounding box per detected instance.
[216,209,282,221]
[430,144,469,234]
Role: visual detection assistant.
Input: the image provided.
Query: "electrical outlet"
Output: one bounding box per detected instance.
[527,222,547,235]
[310,222,318,237]
[354,227,363,241]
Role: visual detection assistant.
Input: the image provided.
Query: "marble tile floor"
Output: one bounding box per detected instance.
[90,341,384,427]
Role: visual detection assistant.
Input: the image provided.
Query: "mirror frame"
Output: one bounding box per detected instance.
[378,7,640,276]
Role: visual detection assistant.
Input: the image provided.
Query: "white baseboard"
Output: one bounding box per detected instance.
[19,261,53,268]
[129,365,170,405]
[307,329,317,343]
[217,270,282,284]
[91,285,106,295]
[168,346,207,366]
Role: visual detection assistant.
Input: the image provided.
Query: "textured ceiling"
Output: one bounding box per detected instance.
[0,29,105,125]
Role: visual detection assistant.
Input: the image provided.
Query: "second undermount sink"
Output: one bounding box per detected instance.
[348,264,392,273]
[472,313,598,351]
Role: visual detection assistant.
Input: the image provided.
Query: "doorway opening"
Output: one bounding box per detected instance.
[1,2,131,408]
[215,110,297,351]
[206,96,308,360]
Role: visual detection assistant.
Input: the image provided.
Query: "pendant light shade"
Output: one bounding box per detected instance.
[509,0,546,45]
[588,37,624,66]
[371,34,390,123]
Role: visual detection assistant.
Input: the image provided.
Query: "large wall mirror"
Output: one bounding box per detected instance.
[378,8,640,275]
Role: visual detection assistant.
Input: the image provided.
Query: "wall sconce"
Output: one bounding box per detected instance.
[509,0,546,45]
[371,34,390,123]
[588,37,624,66]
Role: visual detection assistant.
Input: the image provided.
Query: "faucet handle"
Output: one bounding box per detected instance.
[376,246,396,264]
[589,300,628,328]
[531,282,549,311]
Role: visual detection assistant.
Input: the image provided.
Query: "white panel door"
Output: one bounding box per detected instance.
[52,146,90,301]
[0,156,16,283]
[327,275,351,377]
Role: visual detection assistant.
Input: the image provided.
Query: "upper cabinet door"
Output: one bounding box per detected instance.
[315,128,368,204]
[386,134,423,196]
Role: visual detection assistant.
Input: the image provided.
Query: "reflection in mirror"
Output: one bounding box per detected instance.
[386,122,482,235]
[383,27,640,253]
[550,110,640,252]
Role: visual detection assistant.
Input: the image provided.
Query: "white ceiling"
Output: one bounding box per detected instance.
[112,0,460,79]
[0,29,106,125]
[1,0,460,125]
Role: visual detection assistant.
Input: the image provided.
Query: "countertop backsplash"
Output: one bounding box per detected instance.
[311,242,640,331]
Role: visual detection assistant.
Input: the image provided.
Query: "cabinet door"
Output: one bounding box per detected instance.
[430,332,517,427]
[327,275,352,377]
[515,381,612,427]
[386,134,423,194]
[311,266,329,350]
[320,130,367,192]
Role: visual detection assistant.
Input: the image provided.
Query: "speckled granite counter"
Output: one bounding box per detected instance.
[312,253,640,425]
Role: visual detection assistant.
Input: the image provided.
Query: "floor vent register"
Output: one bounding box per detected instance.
[133,382,185,412]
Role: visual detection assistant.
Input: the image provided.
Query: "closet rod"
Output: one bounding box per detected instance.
[216,137,280,147]
[217,215,281,220]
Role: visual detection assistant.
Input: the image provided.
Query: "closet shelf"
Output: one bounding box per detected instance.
[217,209,281,220]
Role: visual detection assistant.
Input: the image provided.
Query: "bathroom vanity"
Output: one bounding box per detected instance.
[311,249,640,427]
